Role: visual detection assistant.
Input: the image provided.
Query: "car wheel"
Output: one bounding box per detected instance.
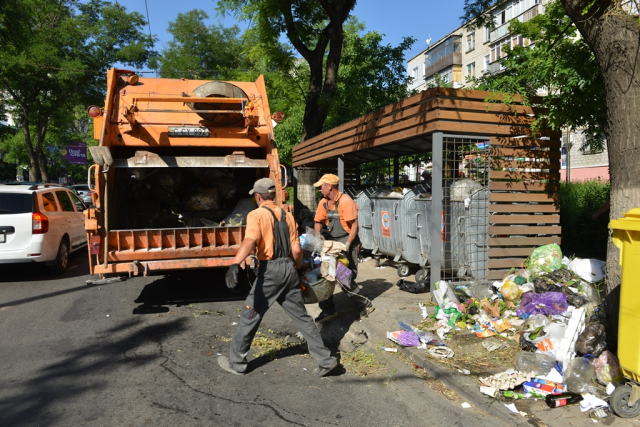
[49,238,70,274]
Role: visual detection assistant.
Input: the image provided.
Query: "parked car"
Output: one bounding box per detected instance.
[0,183,87,272]
[71,184,93,205]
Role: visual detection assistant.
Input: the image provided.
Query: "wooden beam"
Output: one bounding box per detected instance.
[488,270,513,280]
[489,204,560,213]
[490,171,561,181]
[489,248,538,257]
[489,147,562,160]
[489,258,528,269]
[490,136,562,149]
[490,193,559,203]
[489,182,560,192]
[490,159,561,169]
[489,215,560,224]
[490,225,561,234]
[489,236,562,246]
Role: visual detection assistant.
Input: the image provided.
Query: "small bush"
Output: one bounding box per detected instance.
[560,180,610,259]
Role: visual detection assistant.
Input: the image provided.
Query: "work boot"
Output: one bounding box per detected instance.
[314,311,338,323]
[358,302,375,321]
[313,358,338,377]
[218,356,244,376]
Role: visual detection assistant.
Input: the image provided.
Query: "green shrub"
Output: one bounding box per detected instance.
[560,180,610,259]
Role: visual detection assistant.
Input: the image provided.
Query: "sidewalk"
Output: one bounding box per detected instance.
[307,257,635,427]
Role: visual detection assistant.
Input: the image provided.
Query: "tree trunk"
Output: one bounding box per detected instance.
[559,2,640,349]
[38,151,49,182]
[296,168,319,213]
[21,116,41,182]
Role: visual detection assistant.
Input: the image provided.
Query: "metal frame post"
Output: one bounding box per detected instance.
[338,155,345,192]
[430,132,443,292]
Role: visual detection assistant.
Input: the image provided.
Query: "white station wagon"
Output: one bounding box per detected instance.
[0,183,87,272]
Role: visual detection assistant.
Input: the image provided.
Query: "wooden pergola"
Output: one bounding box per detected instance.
[292,88,562,285]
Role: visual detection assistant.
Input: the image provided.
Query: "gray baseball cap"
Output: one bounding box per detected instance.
[249,177,276,195]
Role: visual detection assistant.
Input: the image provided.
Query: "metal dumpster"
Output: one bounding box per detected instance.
[355,187,378,251]
[370,187,404,265]
[400,185,431,267]
[442,179,489,280]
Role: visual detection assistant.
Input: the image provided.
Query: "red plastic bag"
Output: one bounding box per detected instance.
[516,292,568,316]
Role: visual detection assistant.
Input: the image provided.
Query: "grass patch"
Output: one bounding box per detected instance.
[341,348,387,377]
[251,332,306,359]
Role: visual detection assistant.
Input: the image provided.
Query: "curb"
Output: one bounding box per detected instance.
[400,347,532,426]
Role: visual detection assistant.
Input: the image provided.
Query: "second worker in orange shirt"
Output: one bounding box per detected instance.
[313,174,374,323]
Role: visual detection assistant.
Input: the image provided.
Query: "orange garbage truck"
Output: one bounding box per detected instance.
[84,68,289,277]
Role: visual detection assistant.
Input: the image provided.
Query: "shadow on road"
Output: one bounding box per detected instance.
[0,250,90,283]
[0,318,188,427]
[132,267,253,314]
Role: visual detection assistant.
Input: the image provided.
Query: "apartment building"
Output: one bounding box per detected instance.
[406,0,610,181]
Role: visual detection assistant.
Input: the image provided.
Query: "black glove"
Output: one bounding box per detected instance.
[225,264,240,290]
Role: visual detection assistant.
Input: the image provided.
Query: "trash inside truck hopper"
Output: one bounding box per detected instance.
[84,68,288,277]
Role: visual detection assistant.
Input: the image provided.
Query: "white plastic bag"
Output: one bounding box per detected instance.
[568,258,606,283]
[302,227,324,252]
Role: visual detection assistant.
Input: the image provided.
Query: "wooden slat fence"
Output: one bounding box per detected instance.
[487,136,562,280]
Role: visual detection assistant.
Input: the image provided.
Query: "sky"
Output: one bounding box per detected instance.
[118,0,468,68]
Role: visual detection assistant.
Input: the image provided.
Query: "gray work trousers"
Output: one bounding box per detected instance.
[229,257,336,373]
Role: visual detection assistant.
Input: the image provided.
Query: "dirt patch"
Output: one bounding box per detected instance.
[440,331,521,377]
[341,348,388,377]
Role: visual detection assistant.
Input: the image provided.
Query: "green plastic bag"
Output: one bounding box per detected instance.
[526,244,563,271]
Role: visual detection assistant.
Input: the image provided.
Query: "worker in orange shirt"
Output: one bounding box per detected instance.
[219,178,338,377]
[313,174,374,323]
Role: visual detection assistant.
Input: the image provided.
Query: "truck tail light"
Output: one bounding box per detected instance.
[32,212,49,234]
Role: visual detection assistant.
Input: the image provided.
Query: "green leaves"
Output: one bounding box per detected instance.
[470,1,606,151]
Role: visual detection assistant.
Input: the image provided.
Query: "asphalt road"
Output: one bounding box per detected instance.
[0,253,508,427]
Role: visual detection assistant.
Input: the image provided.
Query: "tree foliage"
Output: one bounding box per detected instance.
[217,0,358,142]
[469,0,606,151]
[0,0,155,181]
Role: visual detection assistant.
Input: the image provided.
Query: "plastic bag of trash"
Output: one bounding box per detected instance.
[593,350,625,385]
[517,292,568,316]
[558,286,590,308]
[568,258,606,283]
[575,324,607,357]
[180,187,221,211]
[387,330,420,347]
[301,268,335,304]
[302,227,324,253]
[433,280,460,306]
[222,198,257,226]
[526,244,563,271]
[396,278,427,294]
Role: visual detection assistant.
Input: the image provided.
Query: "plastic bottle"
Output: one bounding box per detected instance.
[545,392,584,408]
[563,357,595,393]
[515,351,555,375]
[503,391,526,399]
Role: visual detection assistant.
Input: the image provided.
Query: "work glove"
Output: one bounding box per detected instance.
[344,242,351,254]
[225,264,240,290]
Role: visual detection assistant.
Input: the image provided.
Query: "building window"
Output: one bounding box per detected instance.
[466,33,475,52]
[467,62,476,78]
[485,26,491,42]
[412,67,418,79]
[484,55,490,71]
[501,10,506,24]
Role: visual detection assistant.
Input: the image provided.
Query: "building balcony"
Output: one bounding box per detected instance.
[490,5,539,43]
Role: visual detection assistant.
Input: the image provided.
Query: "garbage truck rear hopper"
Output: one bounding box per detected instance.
[84,68,289,277]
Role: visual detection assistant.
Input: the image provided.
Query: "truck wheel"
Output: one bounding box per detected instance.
[397,264,410,277]
[611,385,640,418]
[49,238,70,274]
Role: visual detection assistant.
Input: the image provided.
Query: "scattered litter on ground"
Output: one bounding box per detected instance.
[86,276,126,285]
[428,346,454,359]
[461,402,471,408]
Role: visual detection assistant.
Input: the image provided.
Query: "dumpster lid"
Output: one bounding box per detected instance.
[609,208,640,232]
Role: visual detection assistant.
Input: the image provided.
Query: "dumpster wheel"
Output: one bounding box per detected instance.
[397,264,410,277]
[611,385,640,418]
[415,269,429,284]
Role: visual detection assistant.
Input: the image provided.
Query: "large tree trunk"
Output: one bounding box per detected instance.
[21,116,41,182]
[560,1,640,349]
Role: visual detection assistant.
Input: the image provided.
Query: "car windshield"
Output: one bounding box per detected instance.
[0,193,32,214]
[73,185,89,191]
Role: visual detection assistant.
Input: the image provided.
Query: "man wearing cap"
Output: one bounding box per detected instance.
[218,178,338,377]
[313,173,373,323]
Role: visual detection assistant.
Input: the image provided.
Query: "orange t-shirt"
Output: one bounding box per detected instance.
[314,192,358,233]
[244,200,299,261]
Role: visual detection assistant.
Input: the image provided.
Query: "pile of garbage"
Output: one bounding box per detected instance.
[386,243,630,420]
[298,228,356,304]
